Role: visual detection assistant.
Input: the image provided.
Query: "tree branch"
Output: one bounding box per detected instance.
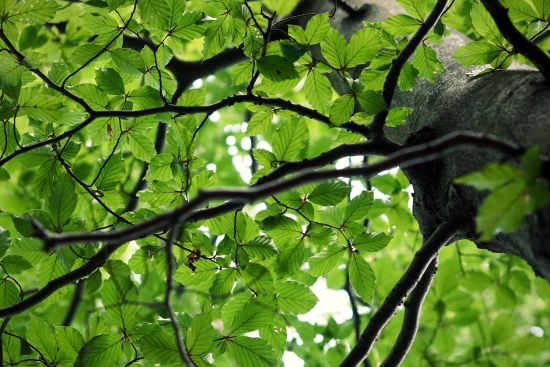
[0,317,12,366]
[480,0,550,82]
[62,279,86,327]
[164,225,195,367]
[0,93,367,167]
[35,132,522,250]
[255,137,401,185]
[368,0,449,137]
[339,218,464,367]
[0,243,119,318]
[379,256,439,367]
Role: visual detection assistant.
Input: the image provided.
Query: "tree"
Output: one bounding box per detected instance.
[0,0,549,366]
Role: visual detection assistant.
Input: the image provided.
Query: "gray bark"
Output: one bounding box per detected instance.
[311,0,550,281]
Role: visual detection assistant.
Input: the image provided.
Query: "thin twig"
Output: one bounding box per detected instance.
[379,256,439,367]
[480,0,550,81]
[36,132,522,250]
[62,279,86,326]
[164,224,195,367]
[368,0,449,137]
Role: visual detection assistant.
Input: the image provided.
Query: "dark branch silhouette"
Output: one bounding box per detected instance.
[340,218,465,367]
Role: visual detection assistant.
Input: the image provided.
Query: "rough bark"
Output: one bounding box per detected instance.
[306,0,550,281]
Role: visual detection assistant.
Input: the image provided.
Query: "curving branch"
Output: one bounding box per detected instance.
[0,93,367,167]
[379,256,439,367]
[0,244,120,318]
[0,132,524,319]
[0,317,12,366]
[367,0,449,136]
[35,132,522,250]
[339,219,464,367]
[62,279,86,327]
[480,0,550,82]
[164,225,195,367]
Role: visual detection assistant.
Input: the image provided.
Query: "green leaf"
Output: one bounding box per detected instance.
[18,88,64,122]
[103,259,131,278]
[75,334,124,367]
[210,267,238,304]
[346,28,381,68]
[128,246,156,274]
[349,253,376,302]
[305,13,330,45]
[0,56,23,86]
[242,263,274,293]
[321,28,347,68]
[175,259,218,286]
[412,44,442,82]
[27,316,57,362]
[533,0,550,18]
[94,153,125,191]
[353,232,392,252]
[0,167,11,181]
[187,313,214,354]
[272,116,309,161]
[382,14,421,36]
[47,174,77,230]
[243,236,278,261]
[38,254,68,307]
[72,83,109,109]
[476,180,530,241]
[386,107,413,127]
[127,131,156,162]
[128,86,164,109]
[246,110,275,136]
[357,90,388,114]
[138,330,183,364]
[360,69,389,91]
[257,55,299,82]
[203,16,228,59]
[304,67,332,114]
[110,48,146,74]
[345,191,374,223]
[173,11,207,40]
[12,0,57,25]
[55,326,85,361]
[102,277,139,330]
[491,312,516,345]
[1,255,32,274]
[177,88,206,106]
[95,68,125,95]
[453,41,503,66]
[233,61,254,85]
[329,94,354,126]
[0,229,9,258]
[229,295,276,336]
[11,238,48,265]
[397,62,419,91]
[455,163,522,190]
[145,153,174,181]
[471,3,504,45]
[0,279,20,308]
[276,280,318,315]
[502,0,539,22]
[397,0,427,20]
[308,180,349,205]
[139,0,171,30]
[227,336,277,367]
[259,314,286,357]
[308,245,346,276]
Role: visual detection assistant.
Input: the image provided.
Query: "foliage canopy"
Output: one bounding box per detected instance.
[0,0,549,366]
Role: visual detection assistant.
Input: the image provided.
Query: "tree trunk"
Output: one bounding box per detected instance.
[310,0,550,281]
